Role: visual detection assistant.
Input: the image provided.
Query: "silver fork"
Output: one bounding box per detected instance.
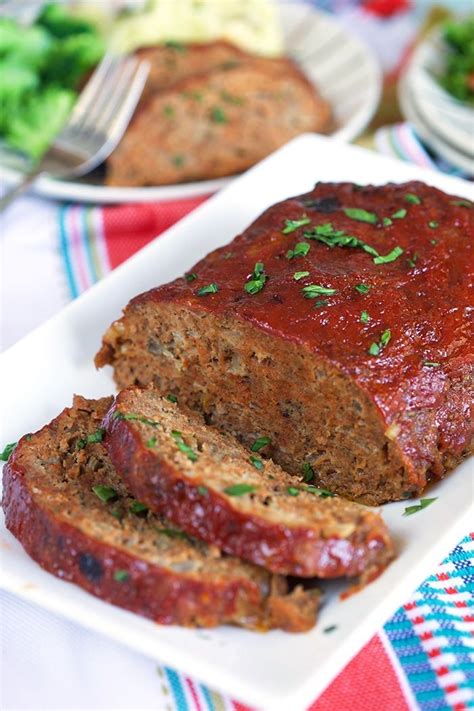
[0,52,149,211]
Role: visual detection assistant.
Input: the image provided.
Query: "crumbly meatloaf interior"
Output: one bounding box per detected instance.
[106,61,331,187]
[2,396,319,631]
[106,387,394,578]
[97,306,412,505]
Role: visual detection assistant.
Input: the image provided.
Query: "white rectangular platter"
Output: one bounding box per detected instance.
[1,134,472,711]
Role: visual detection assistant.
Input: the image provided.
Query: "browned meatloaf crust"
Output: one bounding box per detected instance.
[95,181,473,505]
[2,396,320,631]
[106,58,332,187]
[104,388,394,579]
[136,40,247,102]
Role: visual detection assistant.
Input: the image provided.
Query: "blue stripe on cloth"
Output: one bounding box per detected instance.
[80,206,99,285]
[164,667,189,711]
[58,204,78,299]
[200,684,215,711]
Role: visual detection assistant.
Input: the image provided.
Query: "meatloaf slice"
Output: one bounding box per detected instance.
[106,60,331,187]
[104,388,394,579]
[95,181,473,505]
[2,396,319,631]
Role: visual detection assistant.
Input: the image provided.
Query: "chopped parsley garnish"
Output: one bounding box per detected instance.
[314,299,328,308]
[0,441,17,461]
[77,428,105,450]
[156,526,191,541]
[286,242,310,259]
[129,500,148,515]
[251,436,271,452]
[360,310,370,323]
[423,361,440,367]
[166,394,178,403]
[451,199,472,208]
[323,624,338,634]
[287,487,300,496]
[293,271,310,281]
[185,272,197,282]
[354,283,370,294]
[391,208,407,219]
[403,497,437,516]
[368,329,391,357]
[146,436,157,448]
[223,483,257,496]
[302,462,314,482]
[383,217,393,227]
[196,283,218,296]
[114,570,130,582]
[373,246,404,264]
[171,430,198,462]
[282,216,311,234]
[163,104,175,118]
[343,207,378,224]
[92,485,118,503]
[407,253,418,268]
[404,193,421,205]
[113,412,160,427]
[165,40,186,52]
[304,485,334,497]
[197,486,208,496]
[431,239,438,245]
[211,106,227,123]
[244,262,267,295]
[172,154,185,167]
[249,455,264,470]
[428,221,439,229]
[302,284,337,298]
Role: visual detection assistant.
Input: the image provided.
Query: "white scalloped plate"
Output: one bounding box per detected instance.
[1,135,472,711]
[0,4,381,204]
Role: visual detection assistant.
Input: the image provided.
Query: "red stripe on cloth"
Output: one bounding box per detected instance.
[101,196,211,270]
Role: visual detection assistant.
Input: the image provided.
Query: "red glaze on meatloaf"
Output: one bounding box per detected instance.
[96,182,473,504]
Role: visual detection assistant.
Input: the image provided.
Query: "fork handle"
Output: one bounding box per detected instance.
[0,165,44,212]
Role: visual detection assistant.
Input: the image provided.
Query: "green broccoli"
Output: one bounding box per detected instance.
[440,16,474,104]
[5,87,75,160]
[37,4,97,38]
[41,32,104,89]
[0,19,52,70]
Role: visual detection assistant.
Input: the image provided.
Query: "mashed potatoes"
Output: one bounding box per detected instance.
[106,0,283,56]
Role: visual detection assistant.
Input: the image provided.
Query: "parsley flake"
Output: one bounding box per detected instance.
[383,217,393,227]
[343,207,378,224]
[196,283,218,296]
[302,462,314,482]
[223,483,257,496]
[403,497,437,516]
[113,412,160,427]
[282,216,311,234]
[323,625,338,634]
[0,441,17,461]
[146,437,157,448]
[166,394,178,403]
[404,193,421,205]
[304,485,334,497]
[373,246,404,264]
[211,106,227,123]
[197,486,208,496]
[251,436,271,452]
[77,428,105,450]
[249,455,264,470]
[302,284,337,298]
[369,329,391,356]
[244,262,267,295]
[314,299,329,308]
[156,527,191,541]
[171,430,198,462]
[286,242,310,259]
[293,271,310,281]
[92,485,118,503]
[129,500,148,515]
[391,208,407,220]
[360,310,370,324]
[287,486,300,496]
[185,272,197,282]
[114,570,130,582]
[451,200,472,208]
[428,221,439,229]
[354,283,370,294]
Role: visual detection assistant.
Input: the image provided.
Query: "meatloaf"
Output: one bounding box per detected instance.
[2,396,320,631]
[95,181,473,505]
[106,58,331,186]
[104,388,394,578]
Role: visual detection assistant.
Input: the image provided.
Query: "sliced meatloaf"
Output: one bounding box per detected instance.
[95,181,473,505]
[106,59,331,186]
[104,388,394,579]
[2,396,320,631]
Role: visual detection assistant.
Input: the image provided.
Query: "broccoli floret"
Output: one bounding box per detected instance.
[37,4,97,38]
[5,87,75,160]
[0,19,52,70]
[41,32,104,89]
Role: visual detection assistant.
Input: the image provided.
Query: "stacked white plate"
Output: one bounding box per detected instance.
[399,27,474,175]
